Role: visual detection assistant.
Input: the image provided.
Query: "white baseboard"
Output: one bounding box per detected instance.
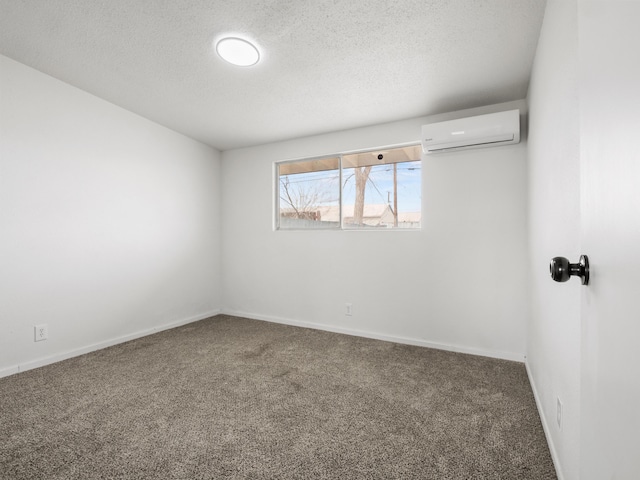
[221,309,524,363]
[2,308,525,378]
[525,359,564,480]
[0,365,20,378]
[0,309,221,379]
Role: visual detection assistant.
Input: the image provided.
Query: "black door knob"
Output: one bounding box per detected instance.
[550,255,589,285]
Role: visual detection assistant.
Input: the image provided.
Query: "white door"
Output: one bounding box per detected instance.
[579,2,640,478]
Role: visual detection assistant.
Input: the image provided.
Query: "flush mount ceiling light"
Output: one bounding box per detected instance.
[215,37,260,67]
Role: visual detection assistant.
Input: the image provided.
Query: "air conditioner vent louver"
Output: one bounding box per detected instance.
[422,110,520,154]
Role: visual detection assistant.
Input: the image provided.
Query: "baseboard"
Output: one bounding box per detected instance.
[525,359,564,480]
[2,308,525,378]
[221,309,524,362]
[0,309,221,379]
[0,365,20,378]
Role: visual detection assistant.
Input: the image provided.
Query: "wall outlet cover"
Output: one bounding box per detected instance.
[556,397,563,429]
[34,324,48,342]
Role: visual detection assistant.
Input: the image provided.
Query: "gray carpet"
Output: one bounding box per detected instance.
[0,315,556,479]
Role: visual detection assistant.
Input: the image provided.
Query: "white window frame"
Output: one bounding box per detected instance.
[275,142,421,231]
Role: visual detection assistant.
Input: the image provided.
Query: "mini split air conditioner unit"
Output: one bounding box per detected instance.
[421,109,520,154]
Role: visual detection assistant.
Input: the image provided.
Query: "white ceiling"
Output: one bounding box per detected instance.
[0,0,546,151]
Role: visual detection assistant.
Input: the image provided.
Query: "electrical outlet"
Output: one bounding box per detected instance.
[345,303,353,316]
[556,397,563,430]
[34,324,48,342]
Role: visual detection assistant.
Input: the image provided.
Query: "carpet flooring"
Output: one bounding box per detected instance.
[0,315,556,479]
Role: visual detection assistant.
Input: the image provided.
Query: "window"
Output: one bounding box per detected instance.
[277,156,341,229]
[276,144,421,230]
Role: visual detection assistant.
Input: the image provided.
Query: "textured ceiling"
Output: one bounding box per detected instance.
[0,0,546,151]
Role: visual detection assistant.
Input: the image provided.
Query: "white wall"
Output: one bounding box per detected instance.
[0,55,222,376]
[221,100,528,361]
[526,1,581,479]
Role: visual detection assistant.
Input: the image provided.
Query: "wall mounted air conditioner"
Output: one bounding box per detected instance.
[421,109,520,154]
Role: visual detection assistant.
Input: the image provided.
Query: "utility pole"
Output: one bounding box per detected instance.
[393,163,398,227]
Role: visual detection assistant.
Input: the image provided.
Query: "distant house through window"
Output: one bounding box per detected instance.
[276,144,421,230]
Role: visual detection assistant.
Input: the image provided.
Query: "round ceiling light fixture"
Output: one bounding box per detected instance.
[215,37,260,67]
